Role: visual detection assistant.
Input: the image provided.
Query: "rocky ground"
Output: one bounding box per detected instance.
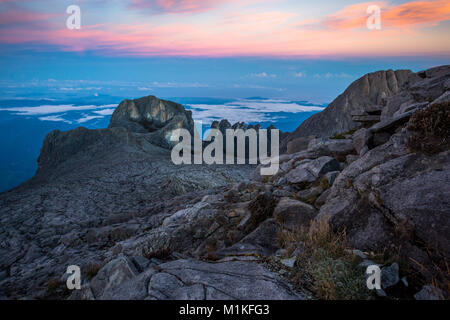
[0,66,449,300]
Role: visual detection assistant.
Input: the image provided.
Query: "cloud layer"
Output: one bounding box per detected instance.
[0,103,117,124]
[0,99,324,126]
[187,98,325,124]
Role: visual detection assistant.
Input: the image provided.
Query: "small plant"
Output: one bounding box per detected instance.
[406,101,450,154]
[278,228,303,254]
[330,128,357,140]
[285,218,369,300]
[330,133,346,140]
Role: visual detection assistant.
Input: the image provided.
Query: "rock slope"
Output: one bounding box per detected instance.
[0,96,257,299]
[0,67,449,300]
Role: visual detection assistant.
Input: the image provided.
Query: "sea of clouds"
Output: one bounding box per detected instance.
[187,98,325,125]
[0,98,325,128]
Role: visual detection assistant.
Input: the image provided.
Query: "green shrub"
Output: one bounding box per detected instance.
[288,219,369,300]
[303,248,367,300]
[330,129,357,140]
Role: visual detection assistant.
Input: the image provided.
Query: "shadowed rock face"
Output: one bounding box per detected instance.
[109,95,194,133]
[37,96,196,176]
[37,127,137,175]
[281,66,450,152]
[109,95,195,149]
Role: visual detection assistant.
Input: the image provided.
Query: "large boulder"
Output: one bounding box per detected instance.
[37,95,197,174]
[89,255,139,299]
[352,128,372,155]
[307,138,355,161]
[213,219,281,259]
[274,198,317,230]
[369,110,415,134]
[285,156,340,186]
[148,259,305,300]
[113,203,224,257]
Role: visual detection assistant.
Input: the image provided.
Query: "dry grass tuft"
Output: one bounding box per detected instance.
[83,263,102,280]
[281,218,369,300]
[406,101,450,154]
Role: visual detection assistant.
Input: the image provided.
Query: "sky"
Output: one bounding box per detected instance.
[0,0,449,101]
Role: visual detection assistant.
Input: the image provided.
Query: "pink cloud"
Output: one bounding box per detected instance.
[127,0,273,14]
[0,1,449,57]
[129,0,258,14]
[0,4,58,25]
[135,0,219,13]
[324,0,450,30]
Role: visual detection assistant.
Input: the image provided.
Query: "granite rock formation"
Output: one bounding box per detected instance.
[0,66,449,300]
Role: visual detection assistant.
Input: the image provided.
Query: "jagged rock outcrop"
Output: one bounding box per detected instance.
[273,198,316,230]
[210,119,281,159]
[249,67,449,297]
[281,66,450,152]
[109,95,195,149]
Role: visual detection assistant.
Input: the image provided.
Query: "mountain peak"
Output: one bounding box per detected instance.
[109,95,194,136]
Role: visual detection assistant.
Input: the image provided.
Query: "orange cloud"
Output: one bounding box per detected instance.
[0,1,449,57]
[324,0,450,30]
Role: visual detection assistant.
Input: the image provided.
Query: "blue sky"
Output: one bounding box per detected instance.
[1,52,448,102]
